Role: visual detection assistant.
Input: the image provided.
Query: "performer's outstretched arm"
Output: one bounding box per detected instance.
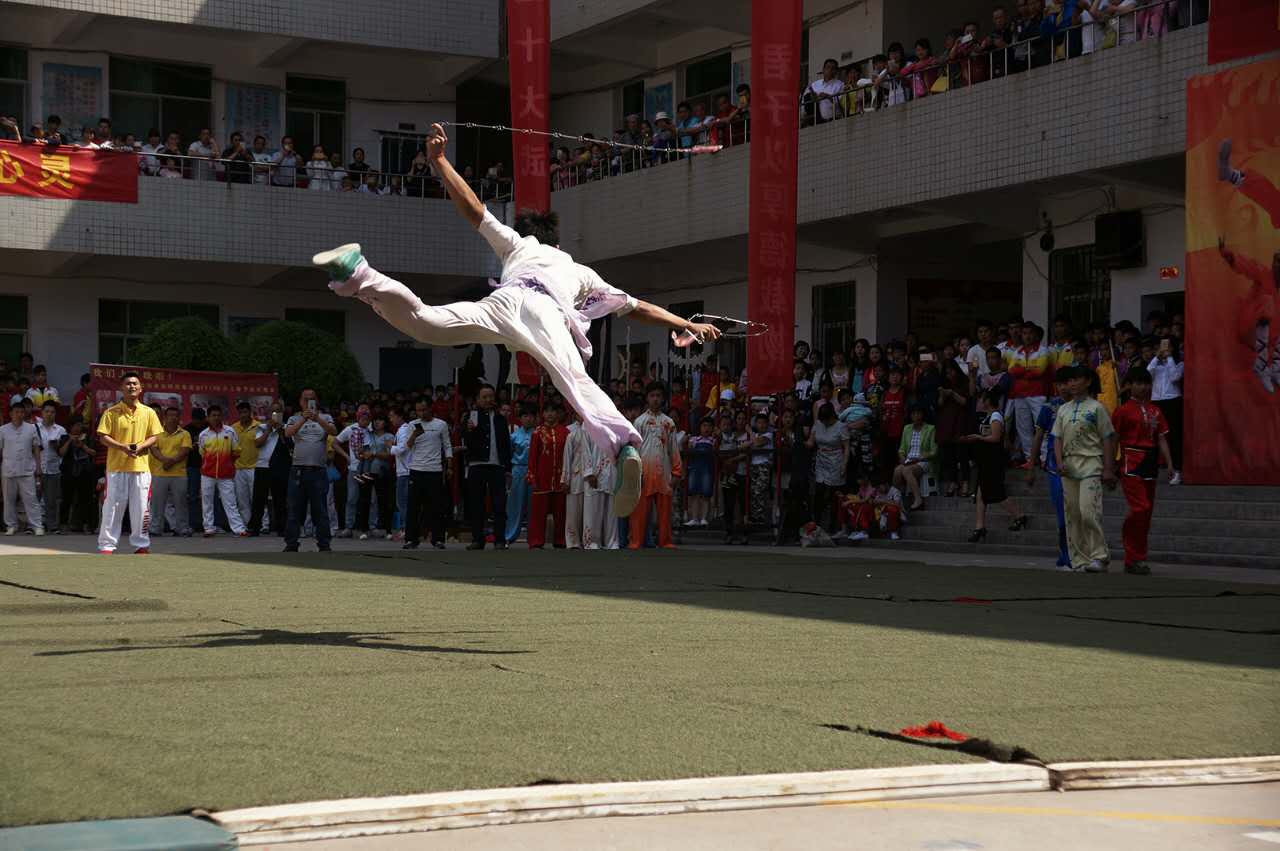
[629,300,723,342]
[426,123,485,229]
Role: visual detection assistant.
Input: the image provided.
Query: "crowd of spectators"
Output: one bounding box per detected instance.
[0,114,512,199]
[1,306,1185,564]
[549,0,1208,190]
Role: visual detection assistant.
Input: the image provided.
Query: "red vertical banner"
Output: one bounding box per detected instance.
[1184,58,1280,484]
[747,0,802,395]
[507,0,550,214]
[1208,0,1280,65]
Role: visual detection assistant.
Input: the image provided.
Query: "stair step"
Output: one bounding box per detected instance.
[919,495,1279,522]
[897,524,1276,557]
[854,538,1280,570]
[902,510,1280,539]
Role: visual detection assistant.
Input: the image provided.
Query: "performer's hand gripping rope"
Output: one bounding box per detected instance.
[671,314,770,347]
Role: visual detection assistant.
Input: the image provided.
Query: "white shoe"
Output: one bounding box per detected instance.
[888,532,900,540]
[1056,563,1082,572]
[1085,560,1107,573]
[3,528,15,536]
[831,530,849,541]
[1169,471,1182,485]
[33,528,45,537]
[850,531,869,542]
[358,532,369,541]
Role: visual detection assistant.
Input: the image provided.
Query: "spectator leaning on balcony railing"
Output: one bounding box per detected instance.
[188,128,219,181]
[251,135,272,184]
[307,145,333,191]
[271,136,302,187]
[348,147,370,177]
[406,148,432,197]
[223,132,254,184]
[329,151,347,190]
[986,6,1017,76]
[140,129,162,174]
[675,102,700,150]
[806,58,846,123]
[652,112,676,162]
[900,39,940,99]
[615,114,645,172]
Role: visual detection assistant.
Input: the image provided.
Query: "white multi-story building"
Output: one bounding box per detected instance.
[0,0,1235,394]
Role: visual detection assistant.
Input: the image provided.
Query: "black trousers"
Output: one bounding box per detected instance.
[249,467,287,534]
[1156,398,1184,471]
[466,465,507,544]
[357,472,394,533]
[405,470,447,545]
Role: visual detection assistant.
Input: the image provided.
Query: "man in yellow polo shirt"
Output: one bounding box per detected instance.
[148,406,192,537]
[96,371,163,554]
[231,401,261,532]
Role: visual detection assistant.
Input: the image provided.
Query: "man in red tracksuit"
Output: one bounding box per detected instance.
[527,404,569,548]
[1111,367,1174,576]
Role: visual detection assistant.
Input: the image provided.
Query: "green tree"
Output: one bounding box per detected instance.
[239,320,364,405]
[130,316,238,372]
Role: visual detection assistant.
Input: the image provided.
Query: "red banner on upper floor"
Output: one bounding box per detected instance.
[87,364,279,427]
[746,0,802,395]
[507,0,550,214]
[1208,0,1280,64]
[0,141,138,203]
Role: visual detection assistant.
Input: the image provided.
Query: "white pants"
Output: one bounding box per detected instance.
[1011,396,1045,459]
[234,469,255,529]
[338,261,641,459]
[583,489,619,550]
[150,475,189,535]
[3,475,42,532]
[201,476,246,534]
[98,471,151,551]
[565,491,585,549]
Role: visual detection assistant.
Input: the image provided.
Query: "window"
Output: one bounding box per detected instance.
[812,282,857,361]
[98,299,219,364]
[0,295,28,369]
[285,308,345,341]
[621,80,644,120]
[109,57,212,144]
[286,75,346,162]
[1050,245,1111,332]
[0,46,28,134]
[683,52,730,115]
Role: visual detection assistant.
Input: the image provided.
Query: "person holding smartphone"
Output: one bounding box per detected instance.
[1147,337,1184,484]
[401,397,452,550]
[283,389,336,552]
[249,401,288,535]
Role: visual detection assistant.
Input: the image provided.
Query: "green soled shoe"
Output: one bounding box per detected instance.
[311,243,363,282]
[613,445,642,518]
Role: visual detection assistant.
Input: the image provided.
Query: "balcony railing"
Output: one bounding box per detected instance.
[550,0,1206,190]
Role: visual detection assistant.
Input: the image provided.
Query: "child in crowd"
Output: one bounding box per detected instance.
[527,404,569,549]
[1029,374,1070,567]
[1096,341,1121,414]
[719,412,750,545]
[748,412,775,529]
[629,382,682,549]
[879,367,907,473]
[793,360,813,401]
[1053,366,1118,573]
[685,417,716,527]
[1112,367,1174,575]
[561,411,590,549]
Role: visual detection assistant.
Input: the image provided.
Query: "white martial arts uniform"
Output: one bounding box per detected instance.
[331,209,643,461]
[583,438,619,550]
[562,423,589,549]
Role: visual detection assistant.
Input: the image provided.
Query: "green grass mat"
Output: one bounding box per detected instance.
[2,550,1277,827]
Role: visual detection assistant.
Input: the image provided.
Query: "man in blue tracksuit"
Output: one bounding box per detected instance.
[1029,374,1070,567]
[504,406,535,544]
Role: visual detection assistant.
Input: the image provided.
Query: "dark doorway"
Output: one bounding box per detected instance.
[379,347,432,393]
[908,280,1022,346]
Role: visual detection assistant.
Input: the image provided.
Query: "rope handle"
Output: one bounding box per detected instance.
[672,313,771,347]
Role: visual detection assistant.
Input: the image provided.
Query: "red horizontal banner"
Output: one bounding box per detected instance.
[88,364,278,425]
[0,140,138,203]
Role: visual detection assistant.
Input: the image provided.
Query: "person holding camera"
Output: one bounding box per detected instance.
[249,400,289,536]
[222,132,254,184]
[401,397,452,550]
[271,136,302,187]
[283,389,336,552]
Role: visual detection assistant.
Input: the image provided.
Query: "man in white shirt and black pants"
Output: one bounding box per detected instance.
[401,397,452,549]
[462,385,510,551]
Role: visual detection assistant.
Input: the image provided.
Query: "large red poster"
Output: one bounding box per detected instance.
[746,0,802,395]
[507,0,550,215]
[1208,0,1280,65]
[1184,58,1280,484]
[0,140,138,203]
[88,364,278,424]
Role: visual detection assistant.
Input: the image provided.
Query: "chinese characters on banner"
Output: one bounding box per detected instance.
[1208,0,1280,64]
[88,364,279,425]
[507,0,550,215]
[747,0,802,394]
[1183,58,1280,484]
[507,0,551,384]
[0,141,138,203]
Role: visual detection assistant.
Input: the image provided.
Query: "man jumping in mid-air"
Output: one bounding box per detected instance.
[312,123,722,517]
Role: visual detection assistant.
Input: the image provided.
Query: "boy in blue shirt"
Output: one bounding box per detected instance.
[1029,372,1070,567]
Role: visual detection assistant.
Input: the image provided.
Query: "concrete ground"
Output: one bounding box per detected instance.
[1,531,1276,585]
[271,784,1280,851]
